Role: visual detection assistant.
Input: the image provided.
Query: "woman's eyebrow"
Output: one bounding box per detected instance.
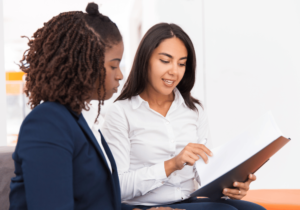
[110,58,121,62]
[158,53,187,60]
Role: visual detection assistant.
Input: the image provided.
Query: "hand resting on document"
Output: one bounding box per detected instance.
[223,174,257,200]
[164,143,213,177]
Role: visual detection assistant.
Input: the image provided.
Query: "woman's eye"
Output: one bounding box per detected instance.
[160,59,169,64]
[179,63,186,67]
[111,66,117,70]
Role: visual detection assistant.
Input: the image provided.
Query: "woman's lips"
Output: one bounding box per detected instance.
[113,86,119,93]
[162,79,175,87]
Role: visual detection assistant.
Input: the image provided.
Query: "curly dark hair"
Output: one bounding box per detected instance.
[20,3,122,119]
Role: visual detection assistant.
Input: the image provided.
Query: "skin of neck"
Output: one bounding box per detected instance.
[140,83,175,107]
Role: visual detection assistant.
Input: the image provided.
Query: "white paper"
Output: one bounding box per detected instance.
[195,111,283,188]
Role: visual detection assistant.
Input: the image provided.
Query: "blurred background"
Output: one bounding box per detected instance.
[0,0,299,190]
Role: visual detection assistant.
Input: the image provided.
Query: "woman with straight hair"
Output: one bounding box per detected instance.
[9,3,174,210]
[102,23,266,210]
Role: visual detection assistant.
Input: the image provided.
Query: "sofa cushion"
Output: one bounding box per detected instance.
[243,189,300,210]
[0,146,15,210]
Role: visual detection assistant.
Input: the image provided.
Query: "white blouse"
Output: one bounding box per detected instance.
[101,88,209,205]
[82,106,112,173]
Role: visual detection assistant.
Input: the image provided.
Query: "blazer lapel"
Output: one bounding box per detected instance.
[99,130,121,210]
[77,114,110,172]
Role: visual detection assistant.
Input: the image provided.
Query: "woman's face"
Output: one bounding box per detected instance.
[91,41,124,101]
[147,37,187,96]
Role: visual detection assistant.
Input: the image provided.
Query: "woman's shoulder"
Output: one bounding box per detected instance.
[26,101,74,122]
[16,102,77,154]
[103,99,134,127]
[30,101,70,114]
[193,103,208,123]
[112,98,132,107]
[194,103,205,114]
[106,98,133,115]
[20,101,76,138]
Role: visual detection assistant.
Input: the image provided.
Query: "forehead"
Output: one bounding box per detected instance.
[155,37,187,57]
[104,41,124,61]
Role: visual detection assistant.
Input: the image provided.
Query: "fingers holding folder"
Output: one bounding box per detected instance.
[223,174,257,199]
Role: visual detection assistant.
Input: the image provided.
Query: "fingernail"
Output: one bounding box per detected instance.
[234,182,237,186]
[224,189,227,192]
[250,174,252,178]
[210,152,213,156]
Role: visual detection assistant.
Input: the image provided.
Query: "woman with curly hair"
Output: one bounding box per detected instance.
[9,3,132,210]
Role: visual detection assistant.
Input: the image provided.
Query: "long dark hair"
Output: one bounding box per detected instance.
[116,23,201,110]
[21,3,122,119]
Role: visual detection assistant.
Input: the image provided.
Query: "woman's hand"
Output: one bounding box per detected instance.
[164,143,213,177]
[222,174,257,199]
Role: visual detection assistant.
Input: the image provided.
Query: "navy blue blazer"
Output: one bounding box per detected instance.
[9,102,122,210]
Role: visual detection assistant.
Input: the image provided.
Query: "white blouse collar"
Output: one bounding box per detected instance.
[81,105,98,129]
[130,88,186,110]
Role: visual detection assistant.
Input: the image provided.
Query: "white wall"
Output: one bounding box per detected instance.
[204,0,300,189]
[0,0,7,146]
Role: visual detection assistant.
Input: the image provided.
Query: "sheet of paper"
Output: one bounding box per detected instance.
[195,111,283,188]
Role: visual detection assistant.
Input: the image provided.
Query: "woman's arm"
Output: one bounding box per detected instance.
[163,105,211,181]
[193,105,210,185]
[102,104,168,201]
[195,105,210,146]
[12,105,74,210]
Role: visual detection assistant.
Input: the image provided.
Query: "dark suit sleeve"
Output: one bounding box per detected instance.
[15,106,75,210]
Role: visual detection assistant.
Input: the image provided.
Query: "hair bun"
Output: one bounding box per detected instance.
[86,2,100,16]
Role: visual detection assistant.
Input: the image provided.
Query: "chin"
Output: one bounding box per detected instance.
[104,93,113,100]
[157,87,174,96]
[104,94,113,101]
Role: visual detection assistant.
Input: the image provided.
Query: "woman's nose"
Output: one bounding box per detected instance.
[168,62,178,75]
[117,68,123,80]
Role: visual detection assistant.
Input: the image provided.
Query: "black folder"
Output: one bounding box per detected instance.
[190,136,290,201]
